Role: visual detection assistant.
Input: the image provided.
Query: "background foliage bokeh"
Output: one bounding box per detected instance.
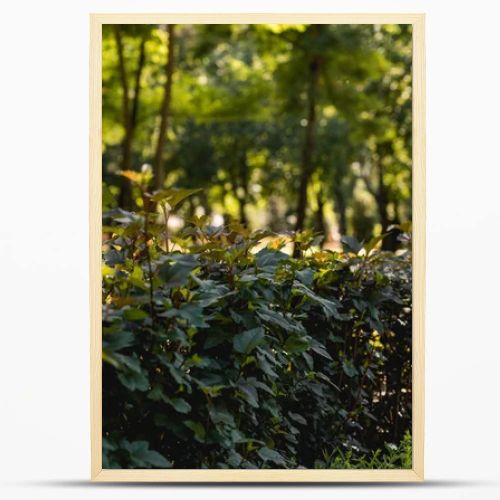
[102,23,412,247]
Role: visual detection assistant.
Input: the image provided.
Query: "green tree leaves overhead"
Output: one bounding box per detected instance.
[102,24,412,246]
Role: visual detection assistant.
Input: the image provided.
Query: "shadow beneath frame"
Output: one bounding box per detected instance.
[16,479,497,489]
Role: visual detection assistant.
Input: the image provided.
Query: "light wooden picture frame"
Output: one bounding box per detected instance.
[90,12,425,482]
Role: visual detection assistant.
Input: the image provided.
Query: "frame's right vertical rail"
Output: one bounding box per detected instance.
[411,13,426,481]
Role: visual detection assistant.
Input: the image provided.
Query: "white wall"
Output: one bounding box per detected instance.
[1,1,499,498]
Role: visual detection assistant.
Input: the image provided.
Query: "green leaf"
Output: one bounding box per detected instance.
[257,307,305,334]
[255,248,288,270]
[117,370,149,392]
[364,233,387,254]
[342,359,358,378]
[102,331,134,352]
[257,353,278,378]
[310,344,333,360]
[139,449,172,468]
[102,183,117,210]
[158,254,199,288]
[296,268,314,287]
[147,385,164,402]
[288,412,307,425]
[341,235,363,254]
[209,406,236,426]
[123,308,148,321]
[168,397,192,414]
[125,440,172,468]
[156,354,190,387]
[257,446,286,466]
[151,188,202,209]
[302,351,314,370]
[293,283,343,320]
[114,353,142,373]
[230,429,248,443]
[161,303,209,328]
[184,421,206,442]
[237,382,259,408]
[233,327,265,354]
[227,450,244,468]
[284,335,310,354]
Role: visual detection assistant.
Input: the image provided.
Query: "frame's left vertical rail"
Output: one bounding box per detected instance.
[89,14,103,480]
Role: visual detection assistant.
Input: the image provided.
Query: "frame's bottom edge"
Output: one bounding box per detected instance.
[91,468,424,483]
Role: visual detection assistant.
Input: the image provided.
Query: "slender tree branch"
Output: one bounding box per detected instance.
[153,24,176,191]
[131,34,147,132]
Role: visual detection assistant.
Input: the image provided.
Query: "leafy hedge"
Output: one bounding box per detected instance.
[315,431,412,469]
[102,184,412,469]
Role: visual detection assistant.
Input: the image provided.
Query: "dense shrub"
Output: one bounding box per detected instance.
[315,431,412,469]
[102,185,412,469]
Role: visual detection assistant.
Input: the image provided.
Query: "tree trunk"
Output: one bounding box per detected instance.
[376,161,390,231]
[153,24,176,191]
[333,182,347,237]
[238,158,249,226]
[295,56,320,233]
[113,27,147,209]
[314,186,327,238]
[375,160,400,251]
[131,36,147,133]
[237,198,247,226]
[228,165,248,226]
[113,26,132,208]
[113,27,131,165]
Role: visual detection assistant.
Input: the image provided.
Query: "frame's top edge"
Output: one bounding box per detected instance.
[89,12,425,24]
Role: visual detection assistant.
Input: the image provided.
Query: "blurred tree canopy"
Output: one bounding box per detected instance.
[102,23,412,250]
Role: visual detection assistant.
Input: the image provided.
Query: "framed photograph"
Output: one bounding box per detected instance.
[90,13,425,482]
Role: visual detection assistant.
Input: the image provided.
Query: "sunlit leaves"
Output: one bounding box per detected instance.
[123,308,148,321]
[119,168,152,188]
[150,188,202,210]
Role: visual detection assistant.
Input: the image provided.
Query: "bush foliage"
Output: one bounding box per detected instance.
[102,184,412,469]
[315,431,412,470]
